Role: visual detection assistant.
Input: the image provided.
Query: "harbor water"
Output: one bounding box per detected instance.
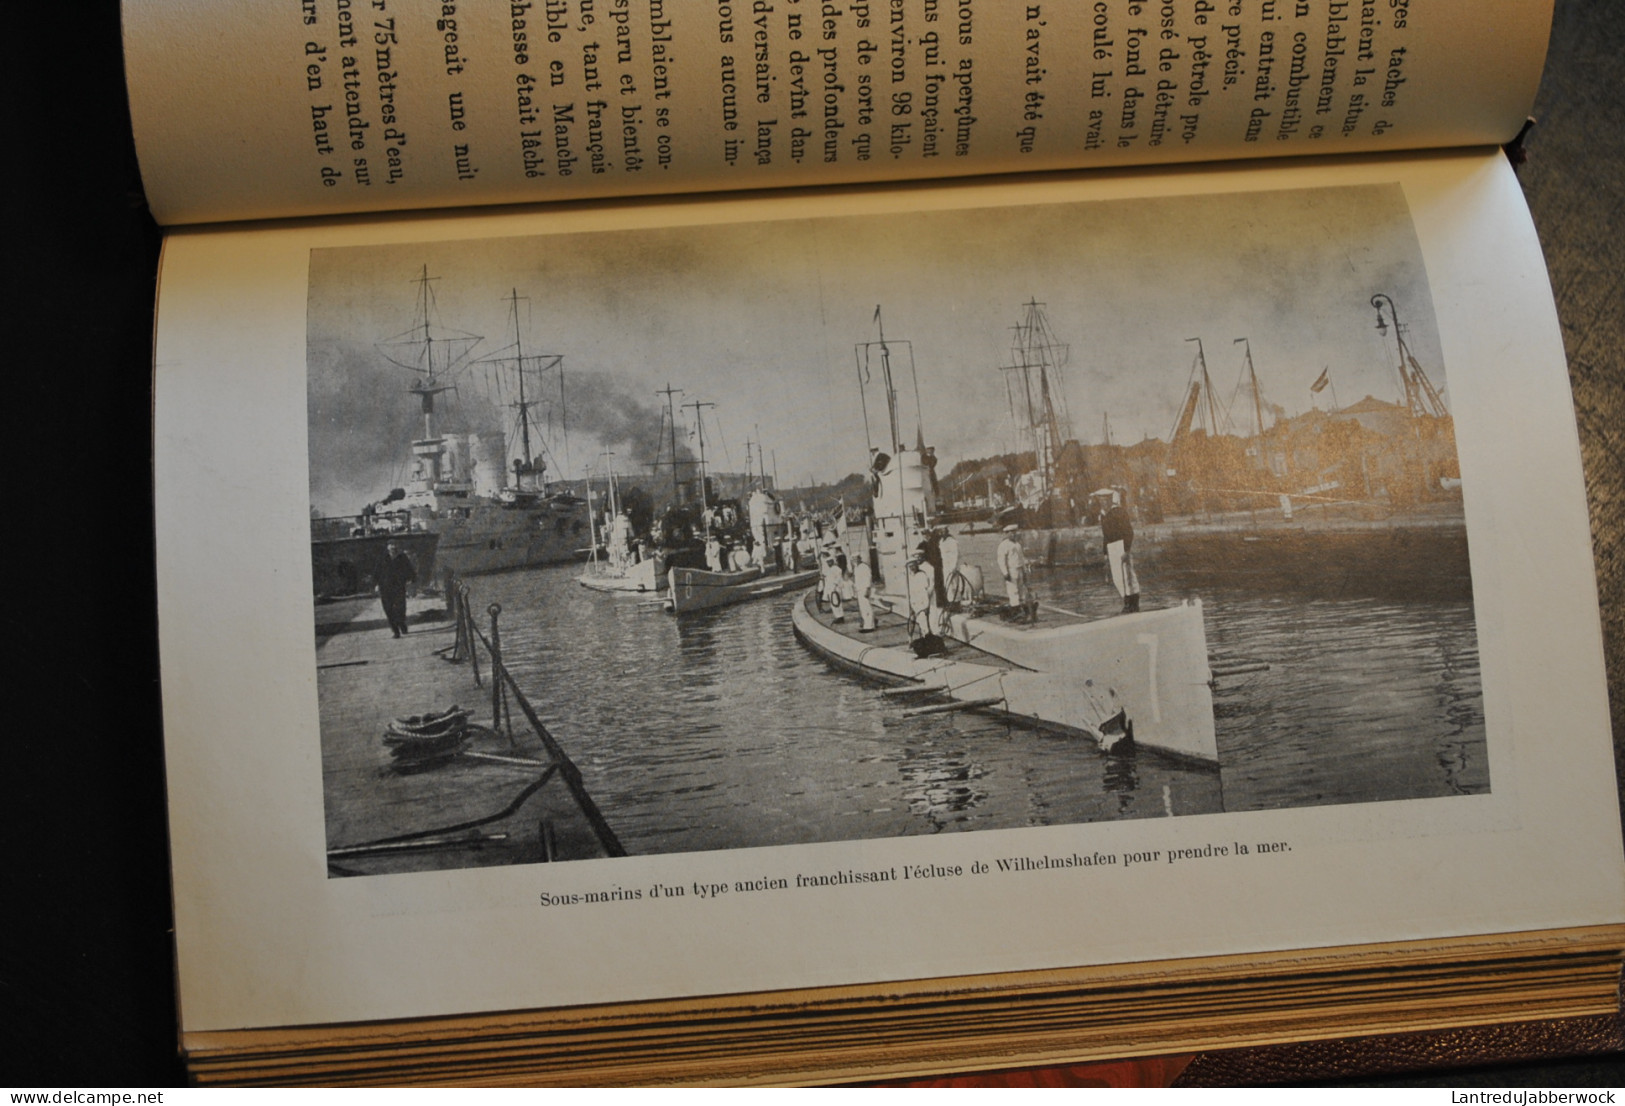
[459,533,1486,858]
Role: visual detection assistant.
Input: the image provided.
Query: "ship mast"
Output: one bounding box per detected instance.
[1234,336,1272,474]
[999,299,1071,513]
[584,462,599,563]
[585,451,621,564]
[682,398,715,518]
[377,266,484,500]
[510,291,534,479]
[1184,337,1225,437]
[474,288,565,496]
[877,308,903,451]
[1164,337,1228,499]
[392,266,467,438]
[745,425,769,490]
[604,452,621,517]
[655,383,684,504]
[1235,338,1267,438]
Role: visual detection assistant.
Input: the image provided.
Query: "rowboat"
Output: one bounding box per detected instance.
[578,554,666,595]
[665,564,821,614]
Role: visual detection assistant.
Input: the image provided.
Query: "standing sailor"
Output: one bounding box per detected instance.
[937,526,961,605]
[997,524,1036,623]
[609,510,634,571]
[377,540,417,638]
[852,549,876,632]
[906,551,936,640]
[914,541,947,634]
[1100,489,1140,614]
[921,532,948,610]
[822,547,847,622]
[835,545,854,609]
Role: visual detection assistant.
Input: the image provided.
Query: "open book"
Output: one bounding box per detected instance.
[135,0,1625,1086]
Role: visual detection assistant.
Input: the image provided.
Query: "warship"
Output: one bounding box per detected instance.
[311,270,589,594]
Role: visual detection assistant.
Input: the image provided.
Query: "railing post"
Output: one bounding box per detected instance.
[448,576,465,661]
[438,585,624,858]
[488,603,506,740]
[463,585,481,687]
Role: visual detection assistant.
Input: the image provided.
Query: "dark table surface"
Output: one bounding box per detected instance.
[5,0,1620,1087]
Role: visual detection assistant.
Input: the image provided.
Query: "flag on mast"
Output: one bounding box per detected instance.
[1310,367,1331,394]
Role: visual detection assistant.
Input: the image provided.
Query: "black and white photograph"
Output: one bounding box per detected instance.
[308,183,1482,877]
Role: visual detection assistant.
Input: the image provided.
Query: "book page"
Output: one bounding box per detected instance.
[152,149,1622,1033]
[124,0,1552,225]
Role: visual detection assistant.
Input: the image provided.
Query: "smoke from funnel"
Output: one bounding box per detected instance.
[566,370,697,472]
[309,342,695,514]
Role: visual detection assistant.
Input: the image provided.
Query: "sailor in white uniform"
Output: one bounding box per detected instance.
[906,552,936,639]
[852,549,876,632]
[996,523,1036,623]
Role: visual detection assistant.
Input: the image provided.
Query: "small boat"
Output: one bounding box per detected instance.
[382,705,474,768]
[576,457,671,594]
[385,705,471,740]
[578,553,667,594]
[384,732,472,769]
[663,477,824,613]
[666,563,821,614]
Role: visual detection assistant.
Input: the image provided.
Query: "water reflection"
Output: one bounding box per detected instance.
[1101,753,1140,819]
[896,743,987,830]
